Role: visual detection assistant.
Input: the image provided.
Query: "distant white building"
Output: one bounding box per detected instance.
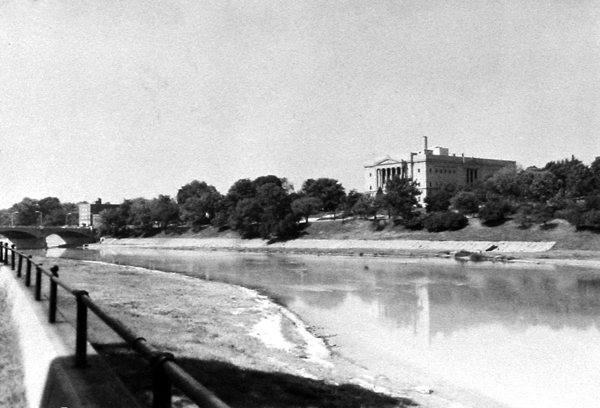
[77,198,119,227]
[364,137,516,202]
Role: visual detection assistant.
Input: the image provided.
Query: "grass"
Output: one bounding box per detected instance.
[153,216,600,251]
[38,258,414,408]
[0,286,27,408]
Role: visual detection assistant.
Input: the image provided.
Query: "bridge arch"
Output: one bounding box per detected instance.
[0,227,95,249]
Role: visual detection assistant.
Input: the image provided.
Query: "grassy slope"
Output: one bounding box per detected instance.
[0,287,27,408]
[158,217,600,251]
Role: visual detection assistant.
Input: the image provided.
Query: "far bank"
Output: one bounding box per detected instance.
[91,217,600,267]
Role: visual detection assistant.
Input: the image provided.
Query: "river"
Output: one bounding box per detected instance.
[47,246,600,408]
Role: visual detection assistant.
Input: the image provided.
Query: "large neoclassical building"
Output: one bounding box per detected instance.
[364,137,515,202]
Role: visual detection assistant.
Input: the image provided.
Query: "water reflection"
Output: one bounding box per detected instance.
[48,247,600,408]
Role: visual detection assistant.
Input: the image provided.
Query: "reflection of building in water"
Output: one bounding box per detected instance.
[414,283,431,346]
[379,271,600,341]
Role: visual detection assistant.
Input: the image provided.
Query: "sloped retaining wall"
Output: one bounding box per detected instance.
[98,237,556,253]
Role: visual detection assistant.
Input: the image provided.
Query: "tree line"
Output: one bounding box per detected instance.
[2,155,600,238]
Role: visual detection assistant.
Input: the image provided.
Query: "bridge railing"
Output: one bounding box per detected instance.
[1,242,231,408]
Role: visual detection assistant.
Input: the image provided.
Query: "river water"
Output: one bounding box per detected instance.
[47,247,600,408]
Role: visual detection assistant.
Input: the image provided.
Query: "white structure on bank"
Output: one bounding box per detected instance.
[364,137,516,202]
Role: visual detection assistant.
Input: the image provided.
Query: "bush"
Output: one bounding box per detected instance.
[479,199,512,225]
[404,216,424,230]
[451,191,480,215]
[423,211,468,232]
[574,210,600,231]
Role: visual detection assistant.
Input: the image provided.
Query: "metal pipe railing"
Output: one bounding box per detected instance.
[1,242,230,408]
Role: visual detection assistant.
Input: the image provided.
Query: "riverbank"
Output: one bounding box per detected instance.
[40,257,429,408]
[92,217,600,267]
[92,236,600,269]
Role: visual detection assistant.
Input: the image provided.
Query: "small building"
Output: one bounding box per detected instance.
[78,199,120,227]
[364,137,516,202]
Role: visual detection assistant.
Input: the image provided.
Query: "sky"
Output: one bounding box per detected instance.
[0,0,599,208]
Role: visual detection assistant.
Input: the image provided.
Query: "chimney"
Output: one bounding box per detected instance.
[423,136,428,151]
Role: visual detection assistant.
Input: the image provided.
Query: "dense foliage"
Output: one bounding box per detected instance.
[3,155,600,239]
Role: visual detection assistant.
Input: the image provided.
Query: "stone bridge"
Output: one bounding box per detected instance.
[0,226,96,249]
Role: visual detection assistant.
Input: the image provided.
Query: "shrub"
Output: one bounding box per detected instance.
[423,211,468,232]
[451,191,480,215]
[404,215,424,230]
[479,199,512,225]
[445,212,469,230]
[575,210,600,231]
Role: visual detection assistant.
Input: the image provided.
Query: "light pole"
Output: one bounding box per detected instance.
[66,212,73,227]
[11,211,18,227]
[35,211,42,228]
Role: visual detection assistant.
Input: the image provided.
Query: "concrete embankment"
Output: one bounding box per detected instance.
[97,237,556,254]
[0,265,140,408]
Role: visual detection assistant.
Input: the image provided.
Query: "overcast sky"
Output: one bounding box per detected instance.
[1,0,598,208]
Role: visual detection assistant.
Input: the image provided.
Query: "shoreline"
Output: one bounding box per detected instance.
[91,236,600,268]
[62,237,600,407]
[37,257,430,408]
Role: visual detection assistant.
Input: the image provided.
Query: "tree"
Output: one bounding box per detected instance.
[127,198,152,234]
[224,176,299,240]
[591,157,600,193]
[382,177,420,220]
[97,202,130,237]
[514,203,555,228]
[301,178,346,217]
[544,156,594,199]
[38,196,65,226]
[255,183,298,240]
[484,167,521,200]
[150,195,179,229]
[479,198,512,225]
[424,184,455,212]
[451,191,480,215]
[351,194,377,219]
[11,198,40,226]
[177,180,222,227]
[517,169,558,203]
[342,190,362,217]
[292,197,322,223]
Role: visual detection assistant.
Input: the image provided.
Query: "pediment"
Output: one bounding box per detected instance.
[367,156,403,167]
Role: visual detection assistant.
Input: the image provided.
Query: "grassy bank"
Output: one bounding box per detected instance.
[151,217,600,252]
[0,286,27,408]
[40,258,414,408]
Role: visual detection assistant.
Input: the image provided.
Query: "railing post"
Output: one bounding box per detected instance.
[3,243,8,265]
[0,242,3,263]
[73,290,89,368]
[25,256,32,287]
[10,245,15,270]
[17,253,23,277]
[35,265,43,301]
[152,353,175,408]
[49,266,59,323]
